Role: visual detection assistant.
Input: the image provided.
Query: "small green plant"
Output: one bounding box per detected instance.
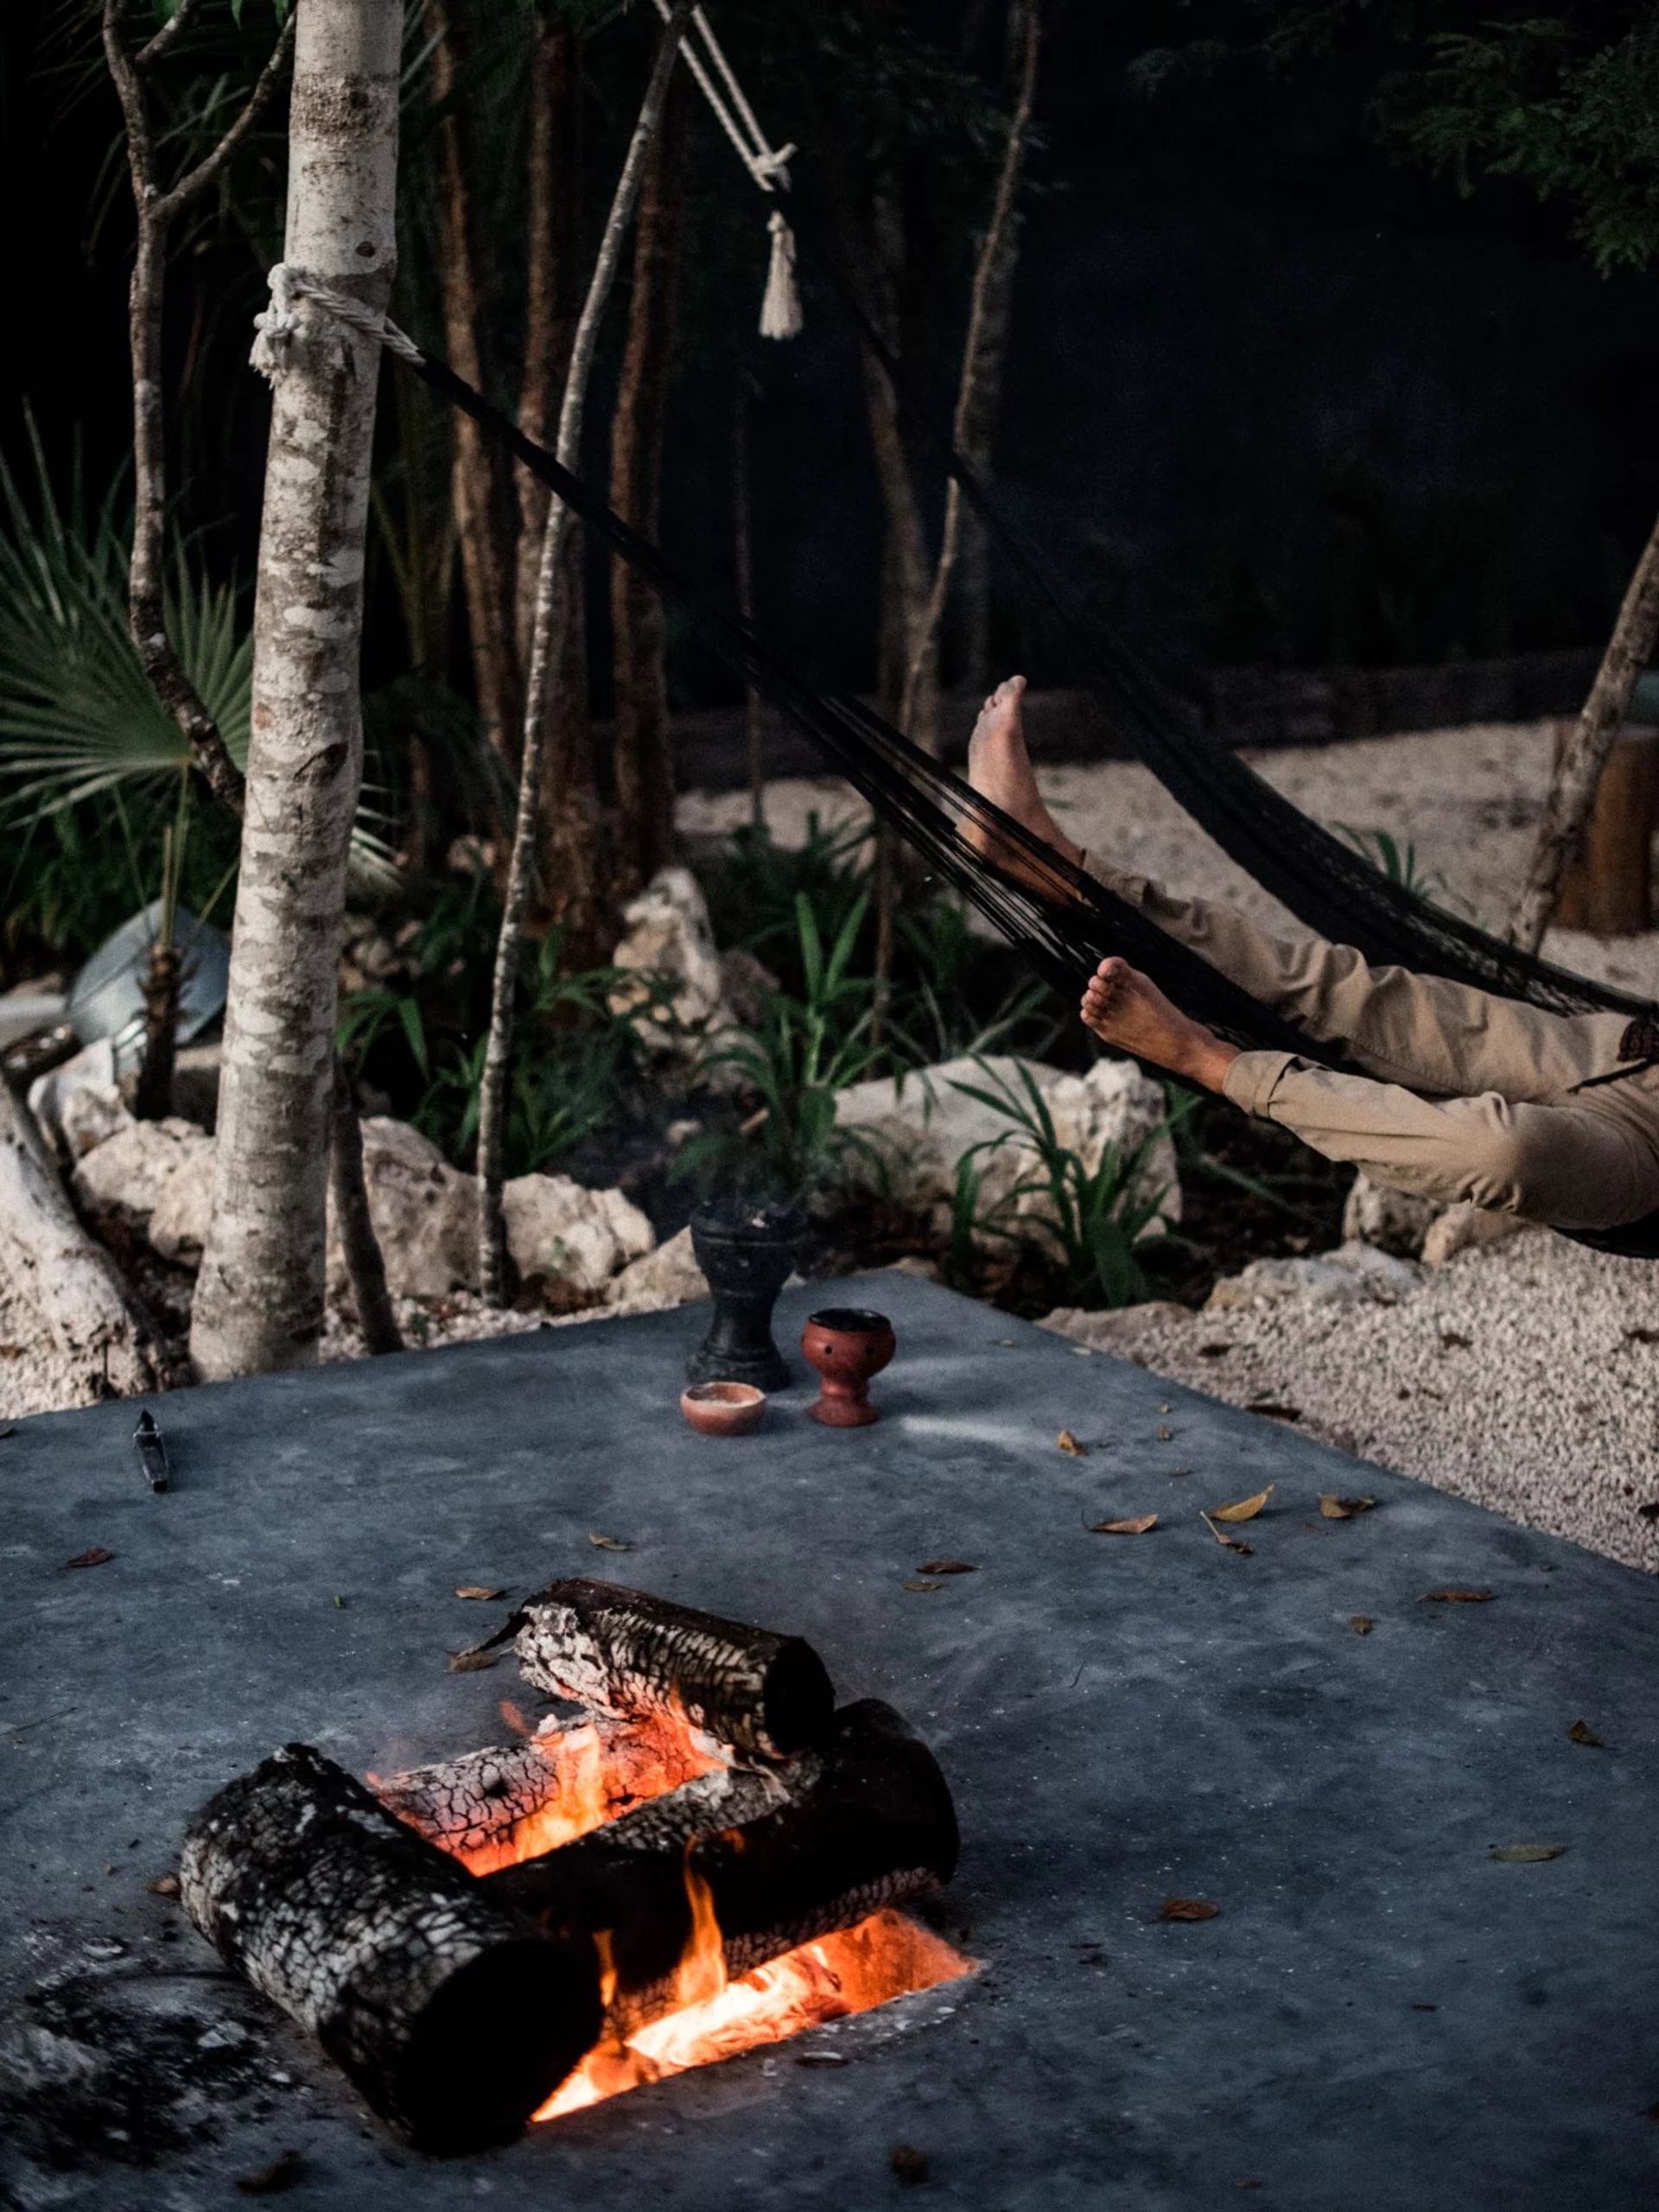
[682,891,888,1202]
[1334,821,1471,915]
[947,1058,1185,1309]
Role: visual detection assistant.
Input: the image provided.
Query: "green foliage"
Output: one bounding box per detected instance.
[682,891,888,1201]
[945,1058,1184,1310]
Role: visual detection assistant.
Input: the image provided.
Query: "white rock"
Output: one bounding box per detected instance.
[327,1117,478,1301]
[503,1174,654,1300]
[73,1116,211,1229]
[1341,1172,1440,1258]
[608,867,728,1054]
[605,1225,709,1313]
[833,1053,1180,1249]
[149,1143,216,1265]
[1039,1300,1189,1350]
[1205,1238,1421,1312]
[1420,1203,1533,1269]
[29,1039,130,1160]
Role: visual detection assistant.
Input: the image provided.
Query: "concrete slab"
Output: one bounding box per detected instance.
[1,1274,1656,2211]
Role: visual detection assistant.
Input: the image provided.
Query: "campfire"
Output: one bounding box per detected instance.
[179,1580,973,2154]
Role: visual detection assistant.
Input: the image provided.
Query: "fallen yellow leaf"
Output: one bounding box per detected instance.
[454,1585,505,1601]
[446,1648,500,1673]
[1089,1514,1159,1535]
[1209,1485,1273,1523]
[588,1534,633,1552]
[1319,1495,1377,1519]
[903,1578,942,1593]
[1057,1429,1087,1457]
[1488,1842,1565,1863]
[1349,1615,1375,1636]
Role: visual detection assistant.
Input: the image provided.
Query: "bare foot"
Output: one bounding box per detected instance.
[1080,957,1240,1091]
[964,675,1083,872]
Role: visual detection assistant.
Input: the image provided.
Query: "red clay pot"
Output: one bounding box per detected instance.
[802,1308,896,1427]
[679,1380,767,1438]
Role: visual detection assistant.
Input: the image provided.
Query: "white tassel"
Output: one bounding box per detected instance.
[250,263,301,382]
[759,211,802,342]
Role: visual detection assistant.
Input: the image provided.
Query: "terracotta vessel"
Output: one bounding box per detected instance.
[679,1380,767,1438]
[685,1201,804,1393]
[802,1307,896,1427]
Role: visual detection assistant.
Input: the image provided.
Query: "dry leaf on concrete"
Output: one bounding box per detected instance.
[1057,1429,1087,1457]
[902,1578,942,1593]
[588,1534,633,1552]
[1319,1496,1377,1519]
[1089,1515,1159,1535]
[918,1560,977,1574]
[1419,1588,1493,1604]
[1210,1486,1273,1523]
[1158,1897,1221,1922]
[60,1547,113,1571]
[446,1648,501,1673]
[454,1585,505,1601]
[1567,1719,1604,1747]
[1349,1616,1375,1636]
[1488,1842,1565,1863]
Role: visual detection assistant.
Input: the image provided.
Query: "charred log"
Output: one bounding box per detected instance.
[485,1700,958,2037]
[498,1577,836,1760]
[180,1744,601,2154]
[372,1707,721,1871]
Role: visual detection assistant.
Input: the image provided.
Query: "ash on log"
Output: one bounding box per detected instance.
[486,1700,959,2036]
[497,1578,836,1760]
[180,1744,602,2154]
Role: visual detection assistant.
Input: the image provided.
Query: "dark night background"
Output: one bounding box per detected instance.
[3,2,1656,709]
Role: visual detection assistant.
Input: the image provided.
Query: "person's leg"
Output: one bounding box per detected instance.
[1075,957,1659,1230]
[968,676,1634,1103]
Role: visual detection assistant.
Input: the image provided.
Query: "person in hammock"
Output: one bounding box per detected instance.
[965,675,1659,1236]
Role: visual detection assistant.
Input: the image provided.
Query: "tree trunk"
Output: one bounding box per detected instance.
[426,0,522,773]
[476,0,694,1305]
[1547,721,1658,934]
[191,0,401,1381]
[0,1077,160,1396]
[609,83,690,893]
[732,369,766,823]
[1508,507,1659,953]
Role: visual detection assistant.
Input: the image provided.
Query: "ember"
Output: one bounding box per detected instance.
[180,1580,973,2150]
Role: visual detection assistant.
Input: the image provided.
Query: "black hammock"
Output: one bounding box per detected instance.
[382,334,1659,1259]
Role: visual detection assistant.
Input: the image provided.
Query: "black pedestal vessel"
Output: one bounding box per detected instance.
[685,1202,804,1393]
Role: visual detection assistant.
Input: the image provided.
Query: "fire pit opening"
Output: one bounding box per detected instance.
[180,1580,976,2153]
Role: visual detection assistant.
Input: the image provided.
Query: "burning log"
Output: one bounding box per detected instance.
[372,1708,725,1872]
[180,1744,602,2154]
[484,1700,959,2037]
[499,1577,836,1760]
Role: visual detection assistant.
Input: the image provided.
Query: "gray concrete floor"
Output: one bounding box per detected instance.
[2,1275,1656,2210]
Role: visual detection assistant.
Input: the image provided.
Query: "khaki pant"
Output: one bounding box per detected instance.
[1082,855,1659,1231]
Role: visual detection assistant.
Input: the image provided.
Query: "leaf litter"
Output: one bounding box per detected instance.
[1089,1515,1158,1535]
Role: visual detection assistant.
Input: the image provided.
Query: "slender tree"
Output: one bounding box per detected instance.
[475,0,694,1306]
[609,79,690,892]
[192,0,403,1379]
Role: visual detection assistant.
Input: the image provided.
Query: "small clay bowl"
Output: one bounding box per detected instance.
[679,1379,767,1438]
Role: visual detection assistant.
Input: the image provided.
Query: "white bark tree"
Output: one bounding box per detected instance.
[192,0,402,1380]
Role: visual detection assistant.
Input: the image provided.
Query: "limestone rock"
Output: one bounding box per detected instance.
[1341,1172,1440,1259]
[29,1039,130,1160]
[502,1174,654,1300]
[148,1141,216,1265]
[1039,1300,1189,1355]
[73,1116,211,1230]
[606,1225,709,1313]
[1420,1203,1533,1269]
[608,867,728,1055]
[327,1117,477,1300]
[1205,1239,1421,1312]
[833,1053,1180,1249]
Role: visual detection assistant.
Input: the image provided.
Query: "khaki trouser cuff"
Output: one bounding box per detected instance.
[1224,1049,1298,1119]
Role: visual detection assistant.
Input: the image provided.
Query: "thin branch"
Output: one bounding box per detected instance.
[475,0,695,1305]
[898,0,1042,740]
[136,0,207,70]
[101,0,158,201]
[158,9,296,223]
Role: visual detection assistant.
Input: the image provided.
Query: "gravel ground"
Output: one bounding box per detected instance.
[1044,1233,1659,1576]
